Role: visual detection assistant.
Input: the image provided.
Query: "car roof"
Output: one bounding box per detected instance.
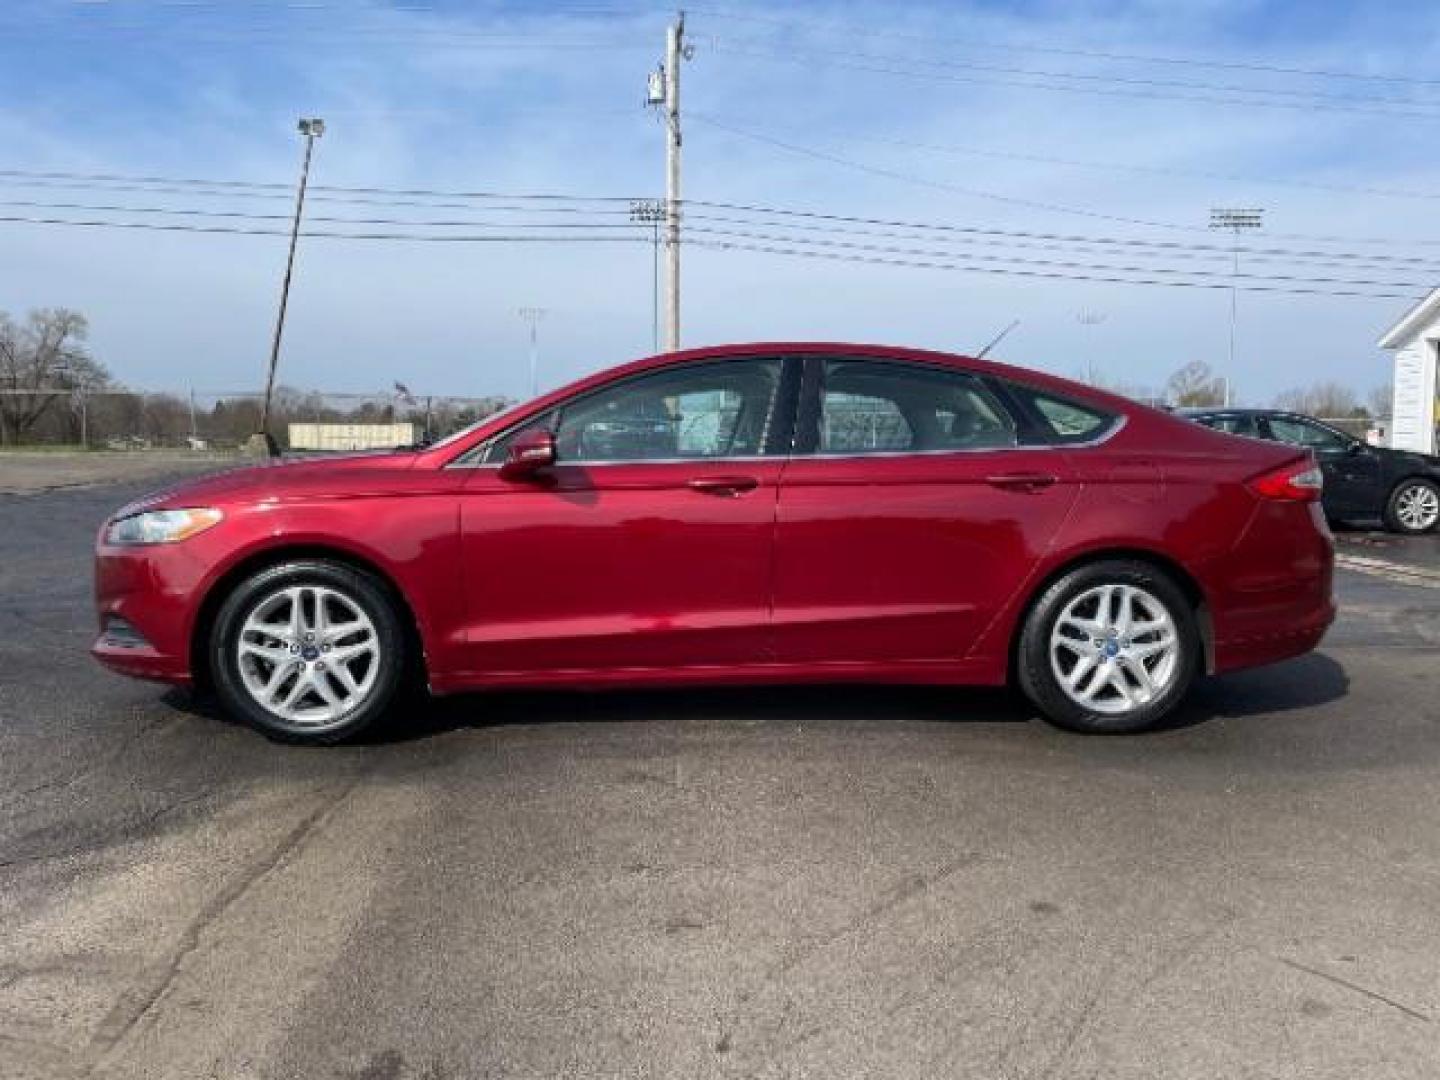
[418,341,1164,466]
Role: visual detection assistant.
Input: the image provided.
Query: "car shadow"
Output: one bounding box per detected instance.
[373,651,1350,743]
[1158,651,1350,730]
[162,652,1349,745]
[359,682,1032,744]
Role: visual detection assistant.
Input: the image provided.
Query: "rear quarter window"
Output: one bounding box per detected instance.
[1003,383,1120,445]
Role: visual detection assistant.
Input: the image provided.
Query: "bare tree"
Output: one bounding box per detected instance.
[0,309,110,445]
[1273,381,1360,418]
[1165,361,1226,407]
[1368,383,1393,419]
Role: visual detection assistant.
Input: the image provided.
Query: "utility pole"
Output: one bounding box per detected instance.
[256,117,325,454]
[650,12,688,352]
[517,307,547,398]
[1208,207,1263,387]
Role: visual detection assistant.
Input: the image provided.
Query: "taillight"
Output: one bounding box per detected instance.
[1248,461,1324,502]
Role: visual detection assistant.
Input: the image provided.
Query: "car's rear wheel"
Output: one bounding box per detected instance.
[211,560,405,743]
[1384,479,1440,535]
[1017,560,1200,734]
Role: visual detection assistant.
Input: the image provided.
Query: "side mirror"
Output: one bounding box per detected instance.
[499,428,557,480]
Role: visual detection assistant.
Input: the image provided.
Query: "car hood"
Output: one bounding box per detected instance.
[110,451,421,518]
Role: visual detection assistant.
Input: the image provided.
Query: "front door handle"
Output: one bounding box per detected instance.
[687,475,760,497]
[985,472,1058,492]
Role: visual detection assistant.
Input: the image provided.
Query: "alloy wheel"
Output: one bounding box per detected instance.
[1395,483,1440,532]
[236,584,381,731]
[1048,583,1180,716]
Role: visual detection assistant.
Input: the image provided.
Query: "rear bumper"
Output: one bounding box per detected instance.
[1213,600,1335,673]
[1208,501,1336,674]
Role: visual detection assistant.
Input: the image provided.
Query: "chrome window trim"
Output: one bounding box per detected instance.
[448,414,1126,471]
[454,453,780,471]
[442,351,1130,470]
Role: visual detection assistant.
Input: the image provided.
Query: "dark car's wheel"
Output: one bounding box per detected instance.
[1017,560,1200,734]
[1384,479,1440,535]
[211,560,405,744]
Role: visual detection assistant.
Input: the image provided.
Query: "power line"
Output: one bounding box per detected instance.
[709,41,1440,122]
[8,163,1440,248]
[680,211,1440,274]
[11,165,1440,262]
[686,6,1440,89]
[686,120,1440,249]
[683,225,1434,292]
[690,113,1197,232]
[757,130,1440,204]
[0,209,1424,298]
[0,214,651,242]
[687,236,1423,301]
[0,198,644,229]
[7,193,1439,275]
[711,37,1440,112]
[0,167,652,202]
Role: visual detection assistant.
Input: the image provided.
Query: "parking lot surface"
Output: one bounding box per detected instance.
[0,452,241,496]
[2,474,1439,1079]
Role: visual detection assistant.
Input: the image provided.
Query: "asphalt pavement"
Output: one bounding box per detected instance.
[2,476,1438,1080]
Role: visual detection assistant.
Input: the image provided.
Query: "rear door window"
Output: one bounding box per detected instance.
[1263,416,1352,454]
[814,359,1018,455]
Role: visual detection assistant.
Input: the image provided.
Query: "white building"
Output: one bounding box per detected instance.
[1378,287,1440,454]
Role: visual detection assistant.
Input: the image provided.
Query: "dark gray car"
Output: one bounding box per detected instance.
[1182,408,1440,534]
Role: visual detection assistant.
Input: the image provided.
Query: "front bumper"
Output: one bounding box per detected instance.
[91,539,208,685]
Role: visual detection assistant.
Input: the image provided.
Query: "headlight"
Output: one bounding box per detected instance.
[105,507,223,546]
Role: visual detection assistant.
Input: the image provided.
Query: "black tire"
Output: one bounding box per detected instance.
[1016,559,1201,734]
[1383,478,1440,535]
[211,560,406,744]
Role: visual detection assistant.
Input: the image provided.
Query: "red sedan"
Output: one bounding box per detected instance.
[93,343,1335,742]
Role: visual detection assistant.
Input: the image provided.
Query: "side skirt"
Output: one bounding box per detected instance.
[427,657,1007,695]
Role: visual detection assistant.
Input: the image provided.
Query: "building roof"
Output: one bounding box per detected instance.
[1379,285,1440,349]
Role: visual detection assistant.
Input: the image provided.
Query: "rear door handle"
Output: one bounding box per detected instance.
[687,475,760,497]
[985,472,1058,492]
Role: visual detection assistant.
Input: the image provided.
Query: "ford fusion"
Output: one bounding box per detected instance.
[93,344,1335,743]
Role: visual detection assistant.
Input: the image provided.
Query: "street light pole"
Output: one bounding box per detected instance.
[257,117,325,453]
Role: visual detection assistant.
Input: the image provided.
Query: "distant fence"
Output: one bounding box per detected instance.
[0,388,511,450]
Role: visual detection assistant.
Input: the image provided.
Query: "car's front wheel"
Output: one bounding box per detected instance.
[1384,478,1440,535]
[1017,560,1200,734]
[211,560,406,743]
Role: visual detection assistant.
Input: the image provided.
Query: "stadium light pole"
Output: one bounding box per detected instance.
[629,199,665,352]
[256,117,325,454]
[1076,309,1107,385]
[1209,207,1263,394]
[517,307,548,398]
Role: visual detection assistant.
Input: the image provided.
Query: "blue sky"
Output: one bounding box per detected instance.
[2,0,1439,404]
